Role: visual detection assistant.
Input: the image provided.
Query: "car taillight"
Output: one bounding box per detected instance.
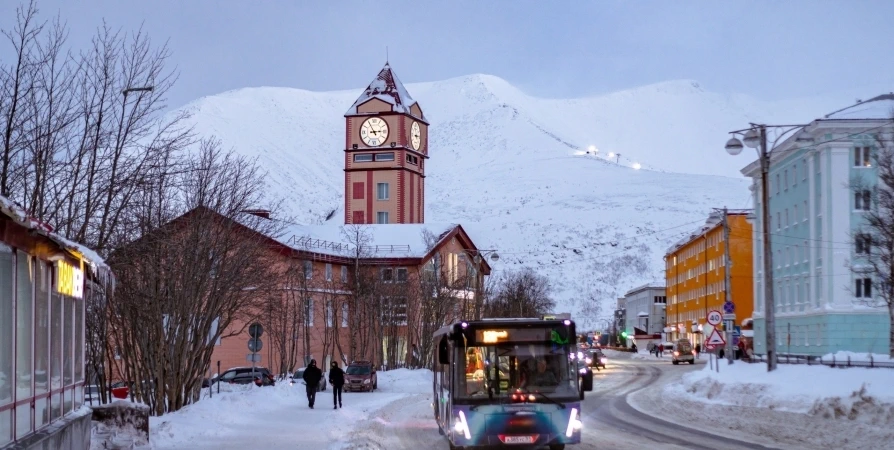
[673,351,680,356]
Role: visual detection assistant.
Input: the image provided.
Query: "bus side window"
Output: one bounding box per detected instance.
[438,337,449,364]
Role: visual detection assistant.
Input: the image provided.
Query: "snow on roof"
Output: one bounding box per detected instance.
[665,211,724,255]
[637,311,648,317]
[345,62,426,121]
[277,222,458,259]
[624,282,666,297]
[0,194,111,280]
[823,93,894,120]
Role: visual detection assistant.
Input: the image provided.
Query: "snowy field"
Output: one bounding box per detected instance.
[149,369,434,449]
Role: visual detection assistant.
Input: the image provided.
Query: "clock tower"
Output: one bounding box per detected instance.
[344,63,428,225]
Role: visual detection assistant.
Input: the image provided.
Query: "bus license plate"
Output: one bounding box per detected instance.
[503,435,535,444]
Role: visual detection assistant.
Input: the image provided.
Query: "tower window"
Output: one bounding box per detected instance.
[377,183,389,200]
[377,211,389,224]
[375,152,395,162]
[354,154,373,162]
[406,154,419,165]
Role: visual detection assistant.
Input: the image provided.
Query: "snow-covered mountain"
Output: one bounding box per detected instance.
[170,73,834,327]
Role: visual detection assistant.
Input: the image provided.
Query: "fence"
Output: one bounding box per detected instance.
[742,353,894,369]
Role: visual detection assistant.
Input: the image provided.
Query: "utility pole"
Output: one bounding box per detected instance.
[722,207,734,364]
[758,126,777,371]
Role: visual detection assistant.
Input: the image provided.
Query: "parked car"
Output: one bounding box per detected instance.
[672,339,696,365]
[217,367,276,386]
[344,361,377,392]
[290,367,327,391]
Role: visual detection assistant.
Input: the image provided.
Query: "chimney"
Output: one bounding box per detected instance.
[242,209,271,219]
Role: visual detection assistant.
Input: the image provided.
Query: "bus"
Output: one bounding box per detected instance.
[432,318,594,450]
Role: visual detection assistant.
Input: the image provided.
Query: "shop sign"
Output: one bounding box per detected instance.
[57,260,83,298]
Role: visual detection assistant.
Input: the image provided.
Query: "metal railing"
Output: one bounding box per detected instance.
[742,353,894,369]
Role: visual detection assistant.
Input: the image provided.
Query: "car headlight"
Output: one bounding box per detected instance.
[585,357,592,364]
[673,351,680,356]
[600,357,607,364]
[363,379,370,384]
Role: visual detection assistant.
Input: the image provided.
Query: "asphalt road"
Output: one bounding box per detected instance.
[581,355,781,450]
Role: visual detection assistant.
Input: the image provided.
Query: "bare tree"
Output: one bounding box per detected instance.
[107,141,283,415]
[850,124,894,357]
[484,267,556,318]
[264,258,306,377]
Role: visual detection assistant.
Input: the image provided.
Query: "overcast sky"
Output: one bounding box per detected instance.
[2,0,894,110]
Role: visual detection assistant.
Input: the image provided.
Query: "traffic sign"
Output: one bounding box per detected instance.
[246,353,261,362]
[706,310,722,326]
[248,337,263,352]
[705,329,726,349]
[249,323,264,338]
[723,301,735,314]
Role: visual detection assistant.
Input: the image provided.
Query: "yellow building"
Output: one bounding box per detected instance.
[664,210,754,347]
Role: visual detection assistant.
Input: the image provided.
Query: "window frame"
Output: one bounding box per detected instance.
[377,182,390,201]
[353,153,373,163]
[374,152,395,162]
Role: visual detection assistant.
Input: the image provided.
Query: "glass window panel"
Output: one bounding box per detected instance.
[75,299,83,383]
[0,409,10,446]
[34,396,47,429]
[0,248,13,408]
[63,388,72,414]
[74,385,83,410]
[14,403,30,439]
[50,392,61,422]
[51,294,62,390]
[35,262,49,396]
[15,251,33,401]
[63,298,73,387]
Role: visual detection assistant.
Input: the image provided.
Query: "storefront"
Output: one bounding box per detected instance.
[0,196,111,449]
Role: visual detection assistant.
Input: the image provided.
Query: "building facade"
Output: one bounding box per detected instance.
[622,284,666,341]
[741,94,894,356]
[344,63,428,224]
[665,210,754,347]
[1,196,111,449]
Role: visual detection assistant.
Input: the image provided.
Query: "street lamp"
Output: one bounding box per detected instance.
[122,86,154,96]
[725,123,811,372]
[466,249,499,319]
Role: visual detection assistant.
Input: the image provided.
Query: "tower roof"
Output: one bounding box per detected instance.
[345,62,426,122]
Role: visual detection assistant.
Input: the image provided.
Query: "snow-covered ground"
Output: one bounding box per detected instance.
[669,361,894,417]
[149,369,433,449]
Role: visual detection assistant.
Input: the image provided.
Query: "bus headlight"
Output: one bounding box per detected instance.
[585,357,592,364]
[455,411,471,439]
[565,407,582,437]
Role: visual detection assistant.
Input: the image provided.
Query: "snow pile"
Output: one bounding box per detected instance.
[671,362,894,424]
[822,351,893,364]
[150,369,433,449]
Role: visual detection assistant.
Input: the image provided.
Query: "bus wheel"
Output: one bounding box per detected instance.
[550,445,566,450]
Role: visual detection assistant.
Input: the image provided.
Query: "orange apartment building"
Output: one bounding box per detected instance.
[664,210,754,347]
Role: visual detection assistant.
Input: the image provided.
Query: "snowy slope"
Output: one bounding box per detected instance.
[170,74,829,327]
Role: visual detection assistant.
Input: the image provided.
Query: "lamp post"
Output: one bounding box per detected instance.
[466,249,500,319]
[725,123,812,372]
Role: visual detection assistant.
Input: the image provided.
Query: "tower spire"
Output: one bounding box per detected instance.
[386,46,389,64]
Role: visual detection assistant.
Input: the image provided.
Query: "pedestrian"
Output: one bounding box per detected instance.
[695,343,701,359]
[658,344,664,357]
[302,359,323,409]
[328,361,345,409]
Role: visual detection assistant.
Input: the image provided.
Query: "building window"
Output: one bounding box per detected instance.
[375,152,395,162]
[775,174,780,194]
[381,268,394,282]
[776,212,781,230]
[341,266,348,283]
[303,260,313,279]
[354,153,373,162]
[784,169,789,190]
[377,182,389,200]
[803,200,808,222]
[855,234,872,255]
[792,163,797,186]
[325,263,332,281]
[326,301,333,328]
[341,303,349,327]
[406,154,419,165]
[785,209,789,227]
[306,299,314,326]
[376,211,389,224]
[352,182,364,199]
[0,247,13,443]
[854,146,871,167]
[15,251,33,437]
[382,297,408,326]
[855,190,871,211]
[855,277,872,298]
[793,205,798,224]
[396,268,409,283]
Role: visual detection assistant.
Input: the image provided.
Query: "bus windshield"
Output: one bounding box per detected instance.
[456,342,578,400]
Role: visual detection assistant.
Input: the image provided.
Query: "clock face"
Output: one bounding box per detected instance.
[410,121,421,150]
[360,117,388,147]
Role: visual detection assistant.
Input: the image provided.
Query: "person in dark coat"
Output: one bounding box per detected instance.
[328,361,345,409]
[302,359,323,409]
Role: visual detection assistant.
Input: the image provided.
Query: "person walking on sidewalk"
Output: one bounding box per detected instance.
[329,361,345,409]
[302,359,323,409]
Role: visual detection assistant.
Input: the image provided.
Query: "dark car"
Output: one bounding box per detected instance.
[290,367,327,391]
[217,367,276,387]
[588,349,607,370]
[344,360,377,392]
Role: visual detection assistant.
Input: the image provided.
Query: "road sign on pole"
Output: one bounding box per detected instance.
[723,301,735,314]
[249,323,264,338]
[246,354,261,362]
[706,310,722,326]
[248,337,263,353]
[704,329,726,350]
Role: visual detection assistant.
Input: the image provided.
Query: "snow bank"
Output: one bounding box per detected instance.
[149,369,434,449]
[669,362,894,425]
[821,351,893,364]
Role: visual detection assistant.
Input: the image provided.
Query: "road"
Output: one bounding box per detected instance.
[339,353,785,449]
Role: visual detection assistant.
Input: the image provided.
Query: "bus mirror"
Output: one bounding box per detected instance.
[438,337,449,365]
